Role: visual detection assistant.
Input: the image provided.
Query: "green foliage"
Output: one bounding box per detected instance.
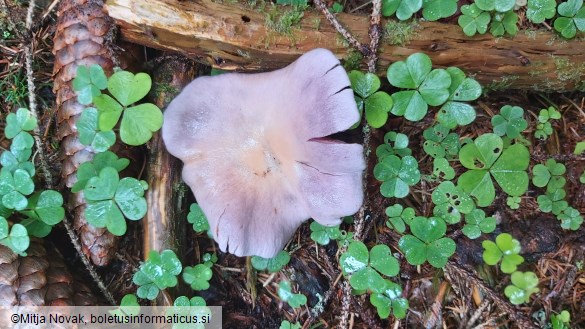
[423,124,460,158]
[374,155,421,198]
[348,71,392,128]
[133,250,182,300]
[421,0,458,21]
[72,64,108,105]
[458,4,491,36]
[77,107,116,152]
[310,221,342,245]
[462,209,496,239]
[526,0,557,23]
[458,134,530,207]
[183,264,213,291]
[0,108,65,255]
[170,296,210,329]
[74,66,163,146]
[280,321,301,329]
[376,132,412,159]
[490,11,519,36]
[550,310,571,329]
[482,233,524,273]
[369,280,409,319]
[109,294,140,318]
[431,181,475,224]
[388,53,451,121]
[276,0,307,5]
[476,0,516,12]
[187,203,210,233]
[554,0,585,38]
[507,196,521,209]
[491,105,528,138]
[535,107,561,140]
[398,217,456,267]
[339,241,400,291]
[83,167,148,236]
[382,0,423,20]
[431,157,456,181]
[437,67,482,128]
[557,206,583,230]
[330,2,343,13]
[251,250,290,272]
[504,271,539,305]
[532,159,566,193]
[385,204,415,233]
[71,151,130,193]
[574,141,585,155]
[278,281,307,308]
[537,189,568,215]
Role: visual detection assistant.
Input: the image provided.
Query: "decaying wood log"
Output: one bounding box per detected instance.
[104,0,585,92]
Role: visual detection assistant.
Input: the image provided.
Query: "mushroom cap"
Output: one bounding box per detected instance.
[163,48,365,258]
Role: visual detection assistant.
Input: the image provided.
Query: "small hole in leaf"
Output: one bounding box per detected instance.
[454,200,461,206]
[493,148,500,153]
[474,159,484,168]
[447,206,454,213]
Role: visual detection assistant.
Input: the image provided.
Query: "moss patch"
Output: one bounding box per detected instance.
[383,20,421,46]
[264,3,307,45]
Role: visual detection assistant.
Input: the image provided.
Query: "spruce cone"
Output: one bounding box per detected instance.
[52,0,117,266]
[0,239,97,306]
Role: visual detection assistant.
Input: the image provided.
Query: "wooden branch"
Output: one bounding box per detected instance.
[105,0,585,91]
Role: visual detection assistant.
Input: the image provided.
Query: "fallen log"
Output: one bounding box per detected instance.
[104,0,585,92]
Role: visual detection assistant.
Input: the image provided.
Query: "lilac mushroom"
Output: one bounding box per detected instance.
[162,48,365,258]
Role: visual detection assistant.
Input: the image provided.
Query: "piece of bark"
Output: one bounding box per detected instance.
[53,0,118,266]
[104,0,585,92]
[0,239,97,306]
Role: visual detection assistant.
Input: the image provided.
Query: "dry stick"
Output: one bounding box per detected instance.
[312,0,369,57]
[445,261,538,329]
[23,0,116,306]
[366,0,381,73]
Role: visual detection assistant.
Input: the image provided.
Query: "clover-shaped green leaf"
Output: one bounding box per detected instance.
[251,250,290,273]
[278,281,307,308]
[5,108,37,139]
[310,221,342,245]
[385,204,415,233]
[398,216,455,268]
[388,53,451,121]
[557,206,583,230]
[458,134,529,207]
[109,294,141,319]
[532,159,566,193]
[21,190,65,226]
[537,189,568,215]
[364,91,393,128]
[369,280,409,319]
[187,203,210,233]
[458,4,491,36]
[438,67,481,128]
[120,103,164,146]
[71,151,130,192]
[476,0,516,12]
[0,222,29,255]
[72,65,108,105]
[280,320,302,329]
[0,168,35,210]
[550,311,571,329]
[169,295,210,329]
[490,11,519,37]
[94,94,124,131]
[77,107,116,152]
[482,233,524,273]
[84,167,147,236]
[504,271,539,305]
[382,0,423,20]
[431,157,456,181]
[462,209,496,239]
[535,121,554,140]
[183,264,213,291]
[340,241,400,291]
[554,0,585,38]
[527,0,557,23]
[422,0,458,21]
[376,132,411,159]
[507,196,521,209]
[108,71,152,107]
[491,105,528,138]
[374,155,421,198]
[574,141,585,155]
[432,181,475,224]
[133,249,182,300]
[1,148,34,176]
[423,124,460,158]
[349,71,380,98]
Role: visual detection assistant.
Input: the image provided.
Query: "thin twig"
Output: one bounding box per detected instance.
[23,0,116,306]
[366,0,382,73]
[312,0,369,56]
[41,0,61,20]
